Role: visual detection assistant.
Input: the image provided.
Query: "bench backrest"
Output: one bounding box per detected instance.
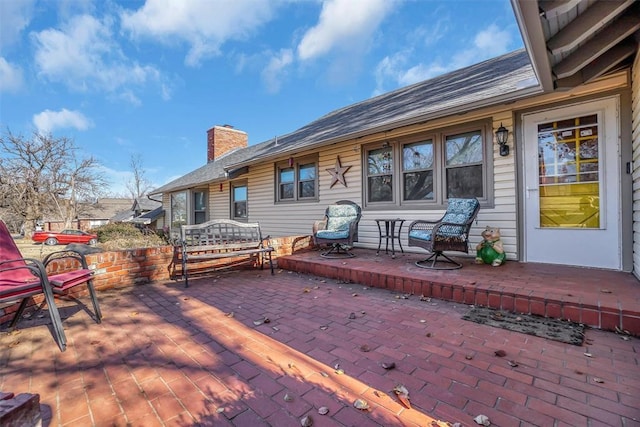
[181,219,264,247]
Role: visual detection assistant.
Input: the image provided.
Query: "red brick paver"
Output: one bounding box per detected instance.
[1,268,639,426]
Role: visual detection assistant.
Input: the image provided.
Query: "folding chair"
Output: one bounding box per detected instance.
[0,221,101,351]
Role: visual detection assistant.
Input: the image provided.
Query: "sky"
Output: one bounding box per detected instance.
[0,0,524,196]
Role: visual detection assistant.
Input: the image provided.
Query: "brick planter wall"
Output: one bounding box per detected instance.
[0,235,313,325]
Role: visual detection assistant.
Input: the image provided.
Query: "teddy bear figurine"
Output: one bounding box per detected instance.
[475,226,506,266]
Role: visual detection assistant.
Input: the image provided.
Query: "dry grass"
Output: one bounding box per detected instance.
[14,239,61,260]
[14,235,168,260]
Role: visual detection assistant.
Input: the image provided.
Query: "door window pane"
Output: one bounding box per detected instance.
[171,192,186,230]
[193,191,206,224]
[233,185,247,219]
[537,114,600,228]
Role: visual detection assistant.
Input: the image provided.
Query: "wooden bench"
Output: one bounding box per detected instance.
[174,219,274,287]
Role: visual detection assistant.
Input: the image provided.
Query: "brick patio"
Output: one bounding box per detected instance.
[1,255,639,426]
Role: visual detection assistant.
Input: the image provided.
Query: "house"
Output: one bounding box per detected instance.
[42,198,134,232]
[151,0,639,277]
[129,197,164,230]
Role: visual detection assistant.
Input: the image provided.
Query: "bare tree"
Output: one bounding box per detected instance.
[125,153,154,199]
[0,130,107,236]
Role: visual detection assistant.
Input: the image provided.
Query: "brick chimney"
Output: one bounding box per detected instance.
[207,125,248,163]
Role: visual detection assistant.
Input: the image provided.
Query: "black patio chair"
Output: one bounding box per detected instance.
[407,198,480,269]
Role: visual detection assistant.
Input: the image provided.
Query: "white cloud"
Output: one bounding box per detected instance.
[374,23,515,93]
[31,14,167,101]
[32,108,93,134]
[120,0,278,67]
[0,0,35,51]
[262,49,293,93]
[297,0,395,61]
[0,57,24,92]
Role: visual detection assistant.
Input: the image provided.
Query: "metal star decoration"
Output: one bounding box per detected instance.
[326,156,351,188]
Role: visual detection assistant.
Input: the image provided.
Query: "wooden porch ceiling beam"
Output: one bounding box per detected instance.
[553,9,640,78]
[547,0,634,55]
[538,0,581,19]
[554,40,637,90]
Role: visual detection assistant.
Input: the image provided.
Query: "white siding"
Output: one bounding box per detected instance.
[632,51,640,279]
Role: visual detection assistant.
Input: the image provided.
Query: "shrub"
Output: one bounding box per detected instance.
[92,223,167,250]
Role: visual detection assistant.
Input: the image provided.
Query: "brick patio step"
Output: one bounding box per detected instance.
[278,249,640,336]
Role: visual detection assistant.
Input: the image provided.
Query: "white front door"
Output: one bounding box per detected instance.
[522,97,621,269]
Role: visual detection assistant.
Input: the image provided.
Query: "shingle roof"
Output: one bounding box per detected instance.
[152,49,538,195]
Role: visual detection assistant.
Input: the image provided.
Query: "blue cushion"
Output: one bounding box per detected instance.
[409,230,432,241]
[316,229,350,239]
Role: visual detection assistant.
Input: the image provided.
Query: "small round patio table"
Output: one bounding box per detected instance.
[375,218,405,258]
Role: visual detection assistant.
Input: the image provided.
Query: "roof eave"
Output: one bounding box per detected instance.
[511,0,555,92]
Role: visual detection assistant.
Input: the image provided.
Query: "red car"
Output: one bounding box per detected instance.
[32,229,98,246]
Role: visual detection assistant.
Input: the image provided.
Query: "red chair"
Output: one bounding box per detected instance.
[0,221,101,351]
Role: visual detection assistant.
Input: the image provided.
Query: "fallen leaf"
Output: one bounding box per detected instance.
[284,393,294,402]
[253,320,264,326]
[352,293,358,297]
[334,368,344,375]
[593,377,604,383]
[494,350,507,357]
[393,384,411,409]
[359,344,371,352]
[584,352,593,358]
[129,311,139,317]
[353,399,369,410]
[272,327,280,332]
[600,289,612,293]
[319,325,329,330]
[300,415,313,426]
[263,317,271,323]
[508,360,519,367]
[216,407,225,413]
[318,407,329,415]
[303,287,311,293]
[425,332,432,337]
[348,312,356,319]
[381,362,396,370]
[225,312,234,318]
[474,414,491,426]
[420,319,427,323]
[465,354,474,360]
[319,372,328,377]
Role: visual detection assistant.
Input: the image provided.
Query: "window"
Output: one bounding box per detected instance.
[364,122,491,208]
[276,156,318,202]
[232,183,248,220]
[193,190,207,224]
[171,192,187,230]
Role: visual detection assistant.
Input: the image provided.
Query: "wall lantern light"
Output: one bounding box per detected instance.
[495,123,509,157]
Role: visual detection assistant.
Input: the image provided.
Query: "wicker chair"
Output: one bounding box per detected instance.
[408,198,480,269]
[312,200,362,258]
